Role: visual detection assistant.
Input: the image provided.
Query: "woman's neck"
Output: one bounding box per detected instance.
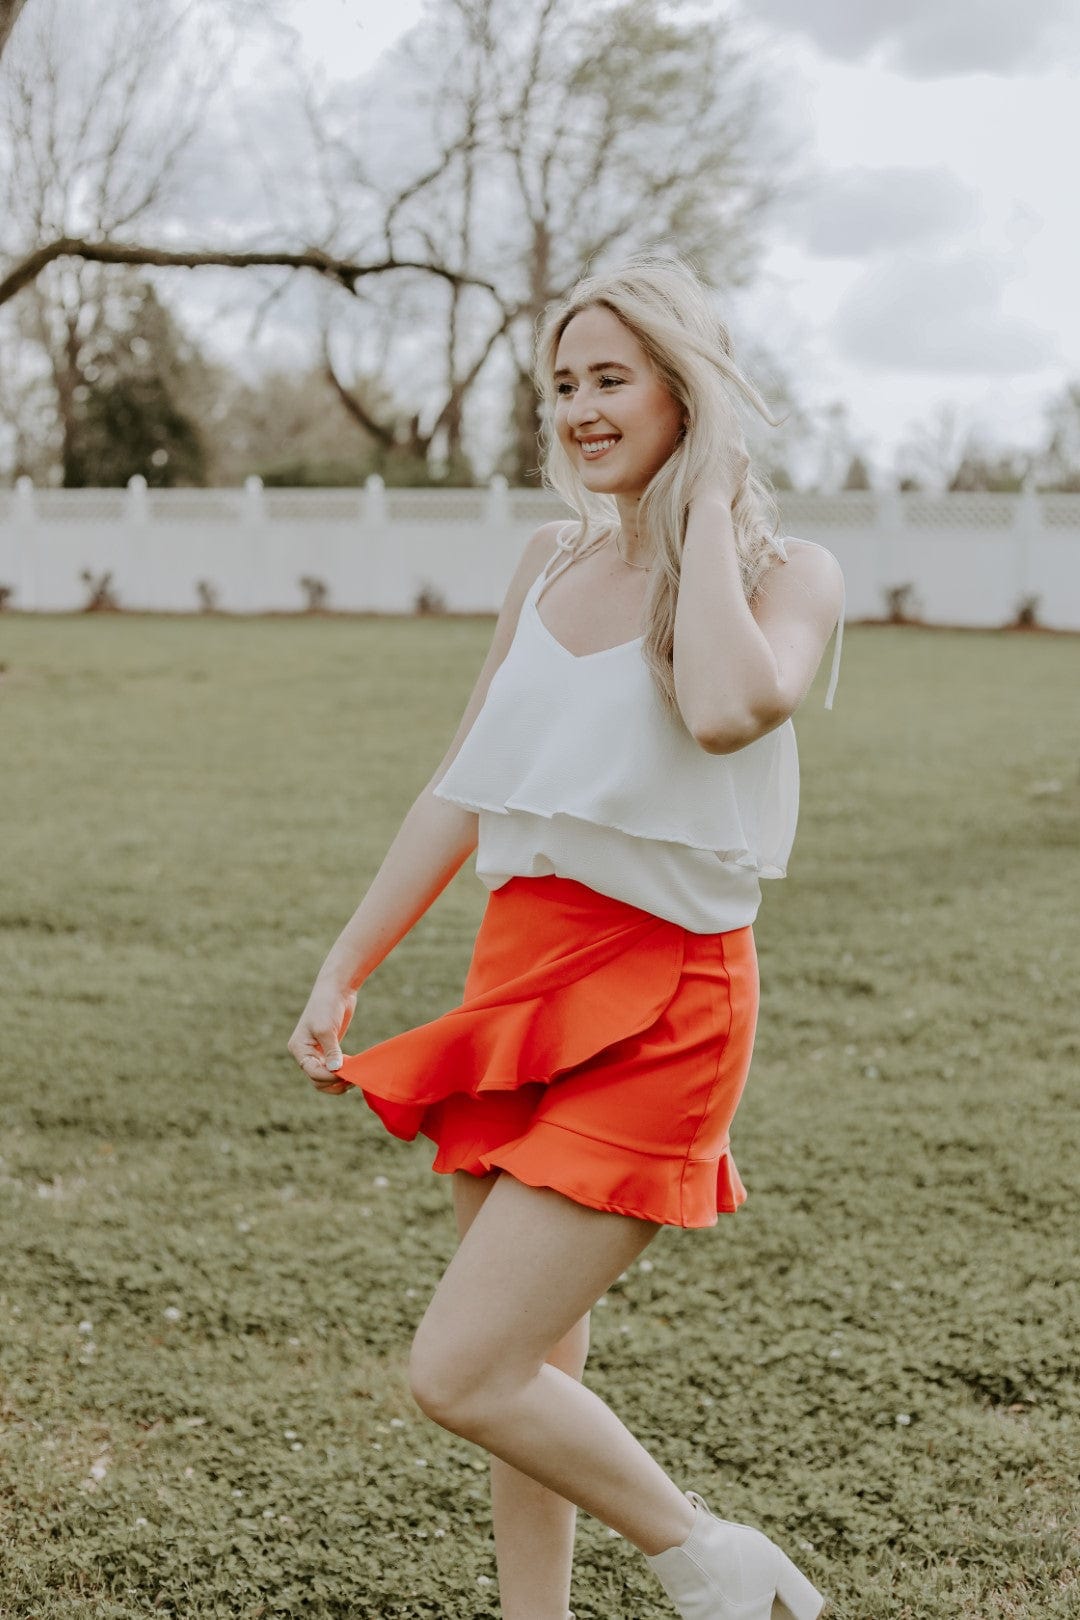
[612,498,653,568]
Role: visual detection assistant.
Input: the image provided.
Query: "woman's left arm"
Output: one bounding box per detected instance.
[673,488,845,754]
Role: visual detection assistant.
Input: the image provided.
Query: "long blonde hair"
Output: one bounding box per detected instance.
[532,250,786,722]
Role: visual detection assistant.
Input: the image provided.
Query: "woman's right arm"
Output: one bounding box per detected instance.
[288,520,566,1090]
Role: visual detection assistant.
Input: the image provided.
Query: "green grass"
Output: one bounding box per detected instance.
[1,613,1078,1619]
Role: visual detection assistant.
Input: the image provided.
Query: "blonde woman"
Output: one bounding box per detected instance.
[289,252,845,1620]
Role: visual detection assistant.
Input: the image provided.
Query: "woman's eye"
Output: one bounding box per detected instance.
[556,377,622,396]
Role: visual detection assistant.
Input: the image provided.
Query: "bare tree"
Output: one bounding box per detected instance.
[892,405,1034,493]
[0,0,497,480]
[893,403,969,492]
[947,435,1027,493]
[808,401,873,493]
[1033,381,1080,491]
[0,0,223,476]
[0,0,497,311]
[321,0,792,481]
[2,0,795,485]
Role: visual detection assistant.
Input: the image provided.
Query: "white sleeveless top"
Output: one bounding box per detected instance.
[433,525,845,933]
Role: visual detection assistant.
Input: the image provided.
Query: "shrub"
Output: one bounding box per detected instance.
[414,582,447,615]
[79,569,121,611]
[1012,593,1040,628]
[195,579,220,613]
[298,575,329,612]
[883,582,917,624]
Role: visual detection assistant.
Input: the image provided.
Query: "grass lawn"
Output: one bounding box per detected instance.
[1,612,1078,1619]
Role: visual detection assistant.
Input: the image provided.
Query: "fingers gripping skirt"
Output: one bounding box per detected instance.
[335,874,760,1228]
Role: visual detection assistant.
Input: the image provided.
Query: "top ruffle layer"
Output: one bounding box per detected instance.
[432,583,799,879]
[336,893,686,1143]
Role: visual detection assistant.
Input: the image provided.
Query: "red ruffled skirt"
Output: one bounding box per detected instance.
[336,873,759,1228]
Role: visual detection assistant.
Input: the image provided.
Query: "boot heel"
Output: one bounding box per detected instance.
[771,1549,824,1620]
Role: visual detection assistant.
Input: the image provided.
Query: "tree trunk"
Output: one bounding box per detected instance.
[0,0,30,61]
[507,367,543,486]
[507,224,553,484]
[57,312,83,486]
[442,385,465,466]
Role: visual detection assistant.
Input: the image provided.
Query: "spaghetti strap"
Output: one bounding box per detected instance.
[534,519,584,605]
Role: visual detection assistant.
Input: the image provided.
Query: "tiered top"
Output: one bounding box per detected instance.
[433,525,844,932]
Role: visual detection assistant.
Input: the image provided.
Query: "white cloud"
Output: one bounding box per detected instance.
[832,251,1058,373]
[744,0,1080,78]
[783,166,981,258]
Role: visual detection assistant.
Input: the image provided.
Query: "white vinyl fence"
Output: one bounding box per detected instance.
[1,475,1079,629]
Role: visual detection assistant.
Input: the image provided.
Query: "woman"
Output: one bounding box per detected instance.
[288,252,844,1620]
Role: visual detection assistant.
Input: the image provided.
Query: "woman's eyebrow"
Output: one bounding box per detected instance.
[553,360,634,380]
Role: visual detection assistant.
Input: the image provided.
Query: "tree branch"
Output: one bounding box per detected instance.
[321,337,397,450]
[0,237,498,310]
[426,295,527,445]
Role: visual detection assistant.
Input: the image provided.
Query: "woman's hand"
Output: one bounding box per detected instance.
[726,446,750,504]
[287,979,358,1096]
[690,445,750,514]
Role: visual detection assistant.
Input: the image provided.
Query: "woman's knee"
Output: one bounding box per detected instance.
[408,1309,591,1430]
[407,1327,512,1432]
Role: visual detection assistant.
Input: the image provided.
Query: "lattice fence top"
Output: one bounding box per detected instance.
[34,490,128,523]
[383,490,486,523]
[1039,495,1080,529]
[508,492,575,525]
[901,495,1016,529]
[264,490,365,523]
[3,487,1080,531]
[778,494,878,529]
[146,490,246,521]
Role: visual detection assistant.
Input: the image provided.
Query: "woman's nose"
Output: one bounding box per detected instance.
[567,391,599,427]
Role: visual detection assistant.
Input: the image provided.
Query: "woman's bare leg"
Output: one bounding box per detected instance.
[412,1173,696,1568]
[452,1169,588,1620]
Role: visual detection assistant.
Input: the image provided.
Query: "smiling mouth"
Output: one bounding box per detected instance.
[579,436,621,459]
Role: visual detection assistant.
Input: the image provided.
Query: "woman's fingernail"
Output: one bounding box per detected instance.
[326,1055,342,1071]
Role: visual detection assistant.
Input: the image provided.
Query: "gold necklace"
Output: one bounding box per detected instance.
[613,527,652,570]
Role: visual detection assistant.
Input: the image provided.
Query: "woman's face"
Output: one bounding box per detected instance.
[553,304,685,494]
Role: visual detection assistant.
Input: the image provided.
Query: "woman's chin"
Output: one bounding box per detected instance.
[581,463,630,488]
[583,474,643,498]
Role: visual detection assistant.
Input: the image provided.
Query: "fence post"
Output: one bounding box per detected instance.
[875,487,906,620]
[126,474,148,525]
[486,474,510,529]
[13,474,34,517]
[13,475,35,611]
[244,474,265,525]
[1012,473,1040,621]
[365,474,387,528]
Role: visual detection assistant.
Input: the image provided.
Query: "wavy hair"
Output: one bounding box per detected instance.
[532,250,786,722]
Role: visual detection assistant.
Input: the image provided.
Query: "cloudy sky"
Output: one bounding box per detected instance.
[264,0,1079,480]
[730,0,1079,475]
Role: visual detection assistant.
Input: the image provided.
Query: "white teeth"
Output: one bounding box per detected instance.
[580,438,619,456]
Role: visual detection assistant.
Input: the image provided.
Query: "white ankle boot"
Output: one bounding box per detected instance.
[644,1490,824,1620]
